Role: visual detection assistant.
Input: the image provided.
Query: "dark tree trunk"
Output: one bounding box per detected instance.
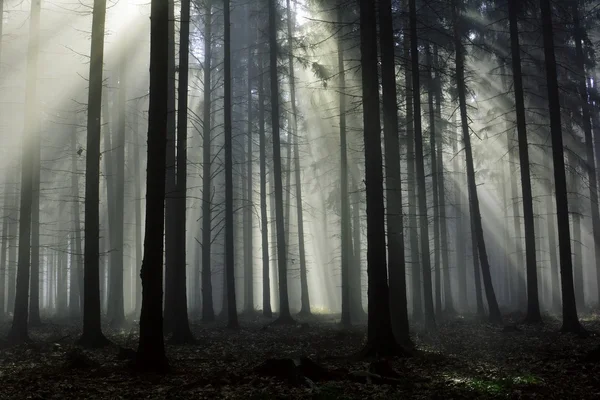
[433,45,453,314]
[426,45,442,315]
[338,5,351,327]
[133,107,143,317]
[244,10,255,315]
[403,0,421,321]
[359,0,398,356]
[268,0,293,323]
[508,0,541,323]
[453,113,468,312]
[78,0,110,348]
[171,0,194,343]
[69,123,82,318]
[538,0,582,333]
[453,0,501,323]
[258,39,271,318]
[29,112,41,326]
[136,0,169,372]
[163,0,177,333]
[201,0,215,322]
[410,0,435,328]
[224,0,239,329]
[379,0,410,344]
[108,58,127,329]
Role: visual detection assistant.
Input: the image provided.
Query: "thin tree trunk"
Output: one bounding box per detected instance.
[426,45,442,315]
[453,0,501,322]
[268,0,293,323]
[136,0,169,371]
[224,0,239,329]
[78,0,110,348]
[337,5,351,327]
[201,0,215,322]
[539,0,582,332]
[508,0,541,322]
[258,39,272,317]
[171,0,194,342]
[410,0,435,328]
[404,0,421,321]
[379,0,409,343]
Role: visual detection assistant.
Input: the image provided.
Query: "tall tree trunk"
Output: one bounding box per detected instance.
[434,45,453,314]
[8,0,42,344]
[223,0,239,329]
[163,0,177,332]
[453,112,468,311]
[359,0,398,356]
[508,0,541,322]
[258,39,271,317]
[78,0,109,348]
[69,124,82,318]
[426,45,442,315]
[410,0,435,328]
[572,1,600,307]
[201,0,215,322]
[268,0,293,323]
[133,107,143,317]
[538,0,582,332]
[285,0,309,317]
[136,0,169,371]
[244,11,255,314]
[108,60,127,329]
[171,0,194,342]
[453,0,501,322]
[379,0,409,343]
[338,5,351,327]
[29,111,41,326]
[404,0,422,321]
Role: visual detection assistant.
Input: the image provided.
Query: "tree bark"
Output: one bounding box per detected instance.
[78,0,110,348]
[136,0,169,371]
[508,0,541,322]
[379,0,409,343]
[538,0,582,333]
[359,0,398,356]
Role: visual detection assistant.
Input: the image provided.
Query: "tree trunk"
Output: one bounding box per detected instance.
[69,123,82,318]
[538,0,582,333]
[453,0,501,323]
[258,39,272,317]
[244,10,255,315]
[379,0,409,343]
[359,0,398,356]
[432,46,453,314]
[8,0,43,344]
[78,0,110,348]
[171,0,194,342]
[426,45,442,315]
[223,0,239,329]
[201,0,215,322]
[268,0,293,323]
[410,0,435,328]
[508,0,541,322]
[108,60,126,329]
[403,0,422,321]
[337,5,351,327]
[136,0,169,371]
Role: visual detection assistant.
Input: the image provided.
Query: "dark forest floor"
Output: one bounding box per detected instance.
[1,312,599,399]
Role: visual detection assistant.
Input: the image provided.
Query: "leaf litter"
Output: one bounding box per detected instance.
[0,312,599,399]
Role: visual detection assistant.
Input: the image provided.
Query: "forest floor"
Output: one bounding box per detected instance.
[0,312,599,399]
